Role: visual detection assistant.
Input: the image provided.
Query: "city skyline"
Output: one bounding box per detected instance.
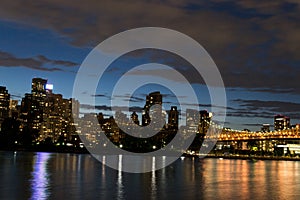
[0,77,297,132]
[1,1,300,131]
[1,77,300,159]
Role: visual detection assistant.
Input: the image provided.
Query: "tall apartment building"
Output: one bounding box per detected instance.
[0,86,10,126]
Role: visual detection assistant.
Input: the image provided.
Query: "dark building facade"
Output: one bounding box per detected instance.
[32,78,47,96]
[131,111,139,125]
[20,78,48,132]
[274,114,290,131]
[199,110,211,134]
[186,108,199,133]
[142,91,163,126]
[168,106,179,130]
[261,124,270,132]
[0,86,10,126]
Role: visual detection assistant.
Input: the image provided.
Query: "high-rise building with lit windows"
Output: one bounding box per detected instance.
[20,93,43,131]
[9,99,19,118]
[199,110,212,134]
[142,91,162,126]
[71,98,80,119]
[131,111,139,125]
[186,108,199,133]
[19,78,79,143]
[32,78,47,97]
[41,93,79,143]
[261,124,270,132]
[168,106,179,130]
[0,86,10,125]
[21,78,48,132]
[41,93,64,142]
[274,114,290,131]
[185,109,212,134]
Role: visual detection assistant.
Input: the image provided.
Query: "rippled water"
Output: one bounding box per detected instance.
[0,151,299,200]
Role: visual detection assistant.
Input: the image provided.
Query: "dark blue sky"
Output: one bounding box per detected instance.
[0,0,300,131]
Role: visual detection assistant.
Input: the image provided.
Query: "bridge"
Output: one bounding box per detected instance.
[216,127,300,141]
[202,122,300,141]
[196,122,300,155]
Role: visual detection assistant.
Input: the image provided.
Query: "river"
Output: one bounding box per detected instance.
[0,151,299,200]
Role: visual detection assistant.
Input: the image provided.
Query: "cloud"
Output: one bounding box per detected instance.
[0,50,78,71]
[113,94,145,103]
[229,88,297,94]
[1,0,300,125]
[233,99,300,113]
[127,96,145,103]
[226,111,275,119]
[92,94,107,97]
[36,55,78,67]
[91,93,146,103]
[126,68,189,83]
[0,0,297,55]
[228,99,300,121]
[109,46,300,95]
[91,93,111,100]
[80,104,143,112]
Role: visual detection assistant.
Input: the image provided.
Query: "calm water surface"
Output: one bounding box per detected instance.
[0,151,299,200]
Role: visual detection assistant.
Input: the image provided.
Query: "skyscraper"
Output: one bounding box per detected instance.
[186,108,199,133]
[274,114,290,131]
[168,106,179,130]
[20,93,43,131]
[199,110,212,134]
[71,98,80,119]
[185,109,212,134]
[41,91,79,143]
[261,124,270,132]
[32,78,47,97]
[131,111,139,125]
[0,86,10,126]
[41,93,64,142]
[24,78,48,131]
[9,99,19,118]
[142,91,163,126]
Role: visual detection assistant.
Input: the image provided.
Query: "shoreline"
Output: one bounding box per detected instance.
[2,148,300,161]
[184,153,300,161]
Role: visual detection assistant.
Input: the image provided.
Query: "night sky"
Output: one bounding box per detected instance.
[0,0,300,131]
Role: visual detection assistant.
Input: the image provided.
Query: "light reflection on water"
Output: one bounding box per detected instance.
[0,151,300,200]
[30,152,51,200]
[117,155,124,200]
[151,156,157,200]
